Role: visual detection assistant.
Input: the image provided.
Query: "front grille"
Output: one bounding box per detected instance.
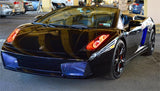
[16,54,74,72]
[18,58,63,71]
[3,51,77,72]
[20,68,62,77]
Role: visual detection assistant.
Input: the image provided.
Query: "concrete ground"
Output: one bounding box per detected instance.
[0,13,159,91]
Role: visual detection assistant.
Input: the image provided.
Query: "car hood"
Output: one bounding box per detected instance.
[5,23,120,59]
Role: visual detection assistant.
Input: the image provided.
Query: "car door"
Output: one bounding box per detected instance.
[121,15,143,59]
[134,16,155,47]
[134,15,150,46]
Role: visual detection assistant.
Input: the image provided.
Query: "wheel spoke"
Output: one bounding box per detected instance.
[120,46,125,55]
[114,42,126,76]
[114,58,119,66]
[117,63,120,72]
[112,40,126,79]
[151,33,155,51]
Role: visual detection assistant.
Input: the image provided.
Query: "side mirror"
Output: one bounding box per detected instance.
[34,15,42,21]
[129,20,142,27]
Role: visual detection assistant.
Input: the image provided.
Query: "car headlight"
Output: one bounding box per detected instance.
[86,34,110,51]
[7,28,20,43]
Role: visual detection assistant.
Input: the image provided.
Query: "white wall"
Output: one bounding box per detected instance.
[42,0,52,12]
[147,0,160,24]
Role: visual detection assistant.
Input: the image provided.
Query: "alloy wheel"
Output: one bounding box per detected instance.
[151,32,155,52]
[113,42,126,78]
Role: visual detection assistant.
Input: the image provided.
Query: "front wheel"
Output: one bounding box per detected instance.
[107,40,126,79]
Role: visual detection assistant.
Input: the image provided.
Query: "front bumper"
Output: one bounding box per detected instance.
[1,51,92,78]
[13,8,25,13]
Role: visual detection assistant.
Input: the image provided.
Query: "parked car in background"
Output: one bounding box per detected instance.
[51,0,73,10]
[23,0,39,11]
[24,1,34,11]
[79,0,86,6]
[129,0,144,15]
[0,1,13,17]
[91,0,105,6]
[12,0,25,14]
[0,0,25,14]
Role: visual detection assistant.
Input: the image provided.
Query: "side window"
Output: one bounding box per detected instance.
[94,14,114,28]
[121,15,133,26]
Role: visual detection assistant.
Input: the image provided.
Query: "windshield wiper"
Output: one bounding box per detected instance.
[43,23,89,29]
[70,25,88,29]
[48,23,69,28]
[33,23,67,28]
[32,22,48,27]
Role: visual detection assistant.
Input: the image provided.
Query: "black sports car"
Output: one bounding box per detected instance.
[1,6,155,79]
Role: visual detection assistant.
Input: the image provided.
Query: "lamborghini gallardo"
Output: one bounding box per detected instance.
[1,6,155,79]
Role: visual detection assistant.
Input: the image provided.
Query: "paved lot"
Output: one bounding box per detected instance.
[0,14,160,91]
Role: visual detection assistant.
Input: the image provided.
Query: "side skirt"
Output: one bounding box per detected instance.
[124,46,148,65]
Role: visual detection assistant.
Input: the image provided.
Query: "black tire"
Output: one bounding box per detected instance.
[143,29,155,56]
[0,15,6,18]
[107,40,126,79]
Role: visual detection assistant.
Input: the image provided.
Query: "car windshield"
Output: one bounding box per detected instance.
[36,7,118,28]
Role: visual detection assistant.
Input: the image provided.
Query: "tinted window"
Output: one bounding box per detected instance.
[36,7,118,28]
[121,15,133,26]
